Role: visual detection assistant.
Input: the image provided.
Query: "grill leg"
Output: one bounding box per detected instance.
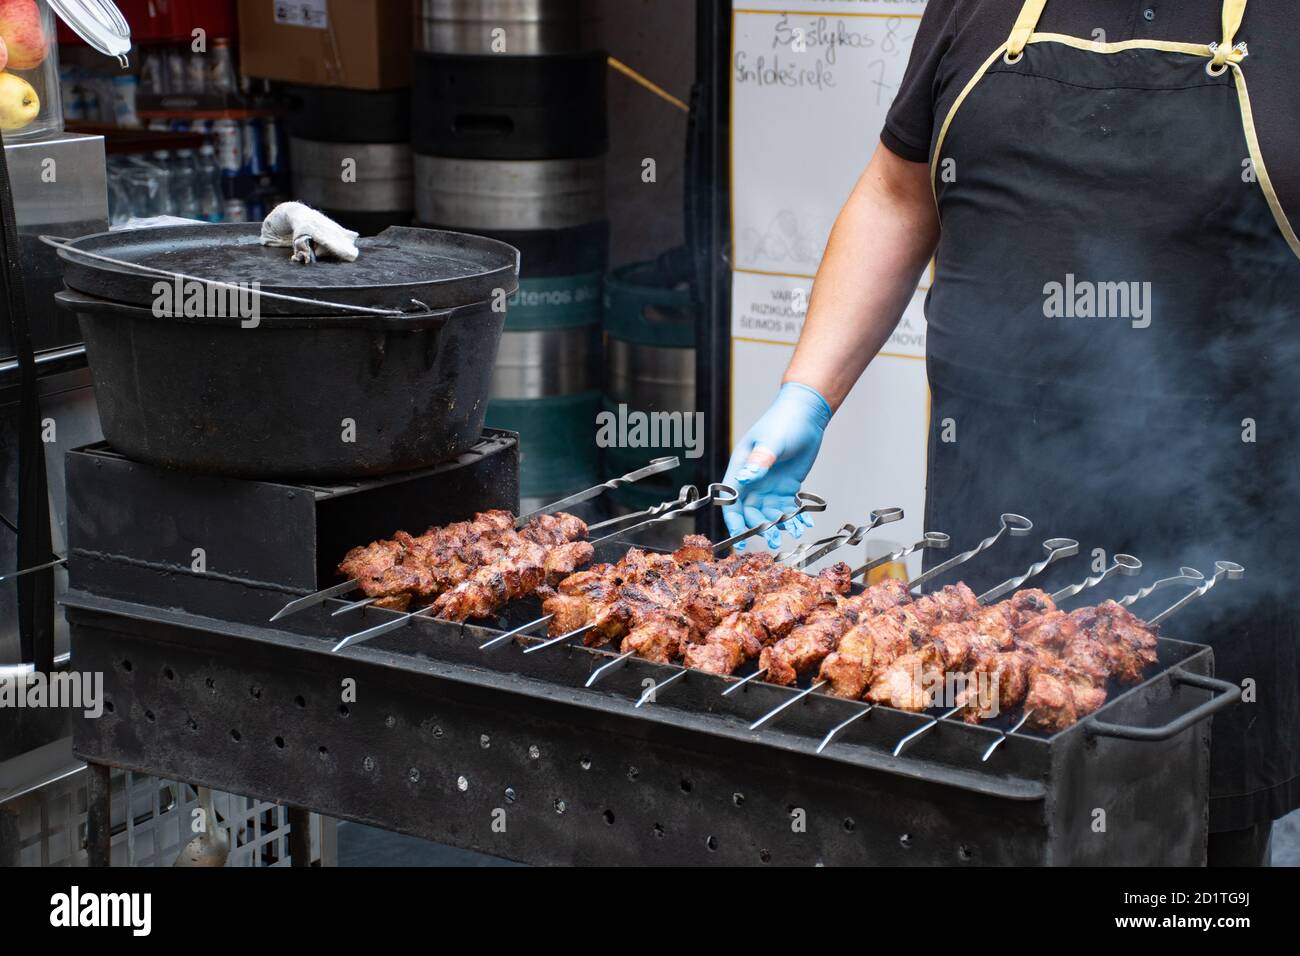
[85,762,111,867]
[288,807,312,867]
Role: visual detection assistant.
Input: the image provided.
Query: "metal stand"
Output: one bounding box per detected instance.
[85,761,111,867]
[288,807,313,867]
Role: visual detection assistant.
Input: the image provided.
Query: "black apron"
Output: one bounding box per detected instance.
[924,0,1300,830]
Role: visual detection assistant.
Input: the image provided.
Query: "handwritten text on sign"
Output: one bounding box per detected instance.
[731,9,920,276]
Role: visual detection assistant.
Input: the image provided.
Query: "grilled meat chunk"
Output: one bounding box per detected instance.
[867,652,935,711]
[431,539,594,622]
[760,577,914,686]
[672,534,714,564]
[1023,659,1109,732]
[341,511,589,601]
[1068,600,1158,685]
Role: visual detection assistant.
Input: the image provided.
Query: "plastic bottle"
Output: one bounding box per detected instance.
[172,149,203,220]
[196,145,226,222]
[143,152,176,217]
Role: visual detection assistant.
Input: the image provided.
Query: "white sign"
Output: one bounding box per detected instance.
[274,0,329,30]
[730,1,930,563]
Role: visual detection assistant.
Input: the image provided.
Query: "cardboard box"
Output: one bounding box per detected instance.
[238,0,411,90]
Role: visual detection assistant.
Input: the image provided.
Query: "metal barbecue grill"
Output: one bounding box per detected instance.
[63,435,1240,865]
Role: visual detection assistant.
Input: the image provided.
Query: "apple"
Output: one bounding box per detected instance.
[0,71,39,130]
[0,0,46,70]
[0,37,8,72]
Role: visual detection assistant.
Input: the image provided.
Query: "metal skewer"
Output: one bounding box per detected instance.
[721,667,770,696]
[585,483,698,535]
[0,555,66,583]
[980,709,1035,762]
[892,704,963,757]
[271,579,360,620]
[331,604,442,653]
[481,614,560,652]
[333,485,734,654]
[977,538,1079,604]
[774,507,903,569]
[516,456,679,524]
[588,483,736,547]
[850,532,950,581]
[1117,566,1205,607]
[585,649,638,687]
[748,680,828,730]
[331,594,383,617]
[711,491,830,555]
[909,514,1034,591]
[635,670,688,707]
[269,457,686,622]
[1050,553,1143,602]
[816,705,875,753]
[1146,561,1243,626]
[771,522,858,570]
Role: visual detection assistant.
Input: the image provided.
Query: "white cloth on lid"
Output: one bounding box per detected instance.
[260,202,360,264]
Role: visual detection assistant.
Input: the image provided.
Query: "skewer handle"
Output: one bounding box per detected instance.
[591,484,739,546]
[777,522,859,568]
[1146,561,1244,626]
[1117,566,1205,608]
[587,484,698,533]
[712,491,829,553]
[1050,553,1143,603]
[778,507,903,569]
[909,513,1034,590]
[977,538,1079,604]
[517,457,681,525]
[851,532,949,581]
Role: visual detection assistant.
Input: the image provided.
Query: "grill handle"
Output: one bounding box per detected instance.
[1084,671,1239,742]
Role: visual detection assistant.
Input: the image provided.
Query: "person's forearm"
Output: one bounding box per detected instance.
[783,144,939,411]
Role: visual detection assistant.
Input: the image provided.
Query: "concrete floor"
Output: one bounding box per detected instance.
[339,807,1300,866]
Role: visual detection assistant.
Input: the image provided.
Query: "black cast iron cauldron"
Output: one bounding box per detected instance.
[54,287,512,480]
[52,225,519,480]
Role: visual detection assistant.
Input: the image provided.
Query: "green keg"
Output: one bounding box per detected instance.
[487,261,605,502]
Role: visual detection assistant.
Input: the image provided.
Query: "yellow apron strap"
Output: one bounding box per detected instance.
[1213,0,1247,66]
[1006,0,1049,57]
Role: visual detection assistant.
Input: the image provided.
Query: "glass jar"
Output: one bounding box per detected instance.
[0,0,62,140]
[0,0,131,141]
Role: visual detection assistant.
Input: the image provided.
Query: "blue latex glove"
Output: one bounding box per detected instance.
[722,382,833,550]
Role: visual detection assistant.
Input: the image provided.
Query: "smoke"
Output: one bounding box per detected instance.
[924,189,1300,637]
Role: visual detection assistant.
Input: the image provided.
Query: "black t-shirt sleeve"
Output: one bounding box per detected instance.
[881,0,961,162]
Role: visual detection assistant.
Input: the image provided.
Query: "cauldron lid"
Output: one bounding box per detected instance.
[56,223,521,316]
